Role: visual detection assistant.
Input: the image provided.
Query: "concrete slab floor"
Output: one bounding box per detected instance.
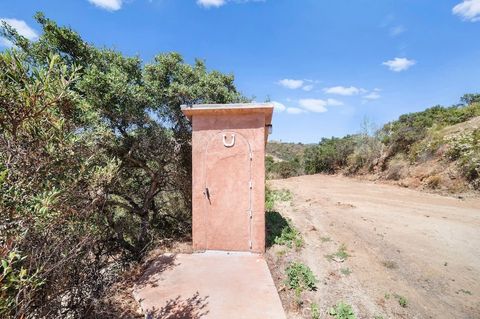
[133,252,286,319]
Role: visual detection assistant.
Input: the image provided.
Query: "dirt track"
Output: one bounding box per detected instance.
[270,174,480,319]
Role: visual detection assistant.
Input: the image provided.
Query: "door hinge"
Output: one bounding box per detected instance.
[249,152,253,160]
[248,210,253,219]
[249,240,252,249]
[249,180,253,189]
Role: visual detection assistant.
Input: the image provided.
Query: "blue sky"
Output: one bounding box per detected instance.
[1,0,480,143]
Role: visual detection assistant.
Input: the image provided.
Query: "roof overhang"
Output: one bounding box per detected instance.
[181,103,274,144]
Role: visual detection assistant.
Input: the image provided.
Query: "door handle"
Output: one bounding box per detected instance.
[204,187,211,204]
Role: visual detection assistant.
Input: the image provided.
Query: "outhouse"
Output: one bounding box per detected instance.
[181,103,274,253]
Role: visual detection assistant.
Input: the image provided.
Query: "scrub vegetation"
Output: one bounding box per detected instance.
[267,95,480,192]
[0,13,248,318]
[285,262,318,293]
[328,301,357,319]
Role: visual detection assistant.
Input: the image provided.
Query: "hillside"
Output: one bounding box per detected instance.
[267,95,480,194]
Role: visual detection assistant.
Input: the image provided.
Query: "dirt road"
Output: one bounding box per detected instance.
[270,174,480,319]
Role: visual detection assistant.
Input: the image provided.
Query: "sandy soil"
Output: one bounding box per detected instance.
[269,174,480,319]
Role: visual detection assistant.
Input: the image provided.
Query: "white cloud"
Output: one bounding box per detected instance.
[88,0,122,11]
[323,86,365,96]
[326,98,344,106]
[299,99,328,113]
[302,84,314,91]
[197,0,264,8]
[390,25,406,36]
[363,92,381,100]
[271,101,286,112]
[286,107,305,114]
[382,57,416,72]
[197,0,226,7]
[0,18,38,47]
[453,0,480,22]
[278,79,304,89]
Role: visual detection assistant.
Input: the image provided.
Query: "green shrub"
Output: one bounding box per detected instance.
[326,244,350,261]
[340,268,352,276]
[274,223,304,249]
[311,302,320,319]
[394,294,408,308]
[328,301,356,319]
[445,129,480,189]
[1,250,44,317]
[304,135,357,174]
[265,186,292,211]
[265,211,289,247]
[266,155,302,179]
[409,126,444,163]
[285,262,318,292]
[380,102,480,157]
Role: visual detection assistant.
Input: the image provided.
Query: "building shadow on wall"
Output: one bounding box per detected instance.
[265,210,289,248]
[146,292,209,319]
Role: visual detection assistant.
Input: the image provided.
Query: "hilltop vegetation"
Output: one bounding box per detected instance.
[267,95,480,192]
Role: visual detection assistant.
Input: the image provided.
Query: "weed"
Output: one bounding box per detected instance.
[340,268,352,276]
[328,301,356,319]
[326,244,350,261]
[274,221,304,249]
[373,315,385,319]
[320,236,331,242]
[276,249,287,257]
[457,289,472,295]
[266,211,303,249]
[425,175,442,189]
[311,302,320,319]
[382,260,397,269]
[394,294,408,308]
[265,187,293,211]
[294,287,303,307]
[384,293,390,300]
[285,262,318,292]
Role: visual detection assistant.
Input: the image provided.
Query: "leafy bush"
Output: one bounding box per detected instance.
[1,13,247,317]
[265,189,303,250]
[265,186,293,211]
[380,103,480,157]
[285,262,318,292]
[328,301,356,319]
[0,249,43,317]
[274,222,304,249]
[304,135,357,174]
[445,129,480,188]
[266,155,302,179]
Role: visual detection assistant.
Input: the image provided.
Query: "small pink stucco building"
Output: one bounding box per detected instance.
[181,103,274,253]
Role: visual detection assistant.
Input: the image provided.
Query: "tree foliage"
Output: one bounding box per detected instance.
[1,13,247,317]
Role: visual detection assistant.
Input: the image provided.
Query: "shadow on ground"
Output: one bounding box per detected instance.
[265,210,289,248]
[146,292,209,319]
[136,254,178,289]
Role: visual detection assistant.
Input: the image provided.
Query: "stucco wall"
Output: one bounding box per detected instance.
[191,112,266,253]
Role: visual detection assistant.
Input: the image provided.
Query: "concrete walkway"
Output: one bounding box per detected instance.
[133,251,286,319]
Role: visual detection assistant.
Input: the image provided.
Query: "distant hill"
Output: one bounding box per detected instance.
[266,141,309,162]
[267,94,480,194]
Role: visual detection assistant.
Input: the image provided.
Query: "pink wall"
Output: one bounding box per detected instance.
[184,105,273,253]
